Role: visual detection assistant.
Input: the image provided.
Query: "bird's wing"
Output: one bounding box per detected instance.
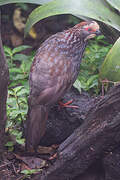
[29,33,72,106]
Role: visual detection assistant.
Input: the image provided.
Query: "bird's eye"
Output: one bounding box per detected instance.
[88,28,92,31]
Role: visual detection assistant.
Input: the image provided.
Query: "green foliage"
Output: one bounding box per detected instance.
[106,0,120,11]
[20,169,42,179]
[4,45,34,88]
[99,37,120,82]
[6,86,28,147]
[7,86,28,122]
[4,45,31,63]
[0,0,51,6]
[4,45,35,148]
[21,169,41,175]
[1,0,120,35]
[74,35,112,94]
[5,141,14,151]
[24,0,120,36]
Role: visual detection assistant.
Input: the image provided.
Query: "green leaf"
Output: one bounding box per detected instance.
[5,141,14,147]
[13,86,24,93]
[13,109,26,115]
[4,46,12,57]
[0,0,51,6]
[25,0,120,36]
[73,79,82,93]
[17,88,29,96]
[86,75,98,86]
[13,54,29,61]
[99,37,120,82]
[9,68,22,73]
[8,79,28,88]
[8,89,15,96]
[11,129,22,136]
[6,121,13,129]
[16,138,25,145]
[8,110,20,119]
[18,97,28,104]
[7,97,16,107]
[12,45,31,55]
[10,74,27,81]
[106,0,120,11]
[21,169,38,175]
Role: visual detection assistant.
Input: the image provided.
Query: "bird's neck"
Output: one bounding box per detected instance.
[64,30,87,59]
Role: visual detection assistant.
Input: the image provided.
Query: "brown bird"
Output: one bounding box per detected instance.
[25,21,100,151]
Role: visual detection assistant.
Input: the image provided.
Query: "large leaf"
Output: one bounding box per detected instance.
[99,37,120,82]
[0,0,51,6]
[106,0,120,11]
[25,0,120,36]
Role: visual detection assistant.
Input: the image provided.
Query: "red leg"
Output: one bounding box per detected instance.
[49,152,58,160]
[59,99,79,109]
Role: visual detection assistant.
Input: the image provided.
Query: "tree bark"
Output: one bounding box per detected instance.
[103,148,120,180]
[34,85,120,180]
[0,11,9,156]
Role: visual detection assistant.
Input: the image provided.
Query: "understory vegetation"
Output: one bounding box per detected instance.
[5,45,35,150]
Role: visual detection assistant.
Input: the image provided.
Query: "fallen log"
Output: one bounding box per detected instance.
[34,85,120,180]
[40,87,95,146]
[103,148,120,180]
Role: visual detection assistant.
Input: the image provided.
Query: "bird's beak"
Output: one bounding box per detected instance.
[84,34,96,41]
[84,29,101,41]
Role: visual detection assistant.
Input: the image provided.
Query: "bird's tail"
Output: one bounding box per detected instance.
[25,103,48,151]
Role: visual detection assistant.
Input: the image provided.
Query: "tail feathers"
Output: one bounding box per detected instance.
[25,104,48,150]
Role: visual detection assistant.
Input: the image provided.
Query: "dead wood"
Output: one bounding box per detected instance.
[103,148,120,180]
[40,88,94,146]
[34,85,120,180]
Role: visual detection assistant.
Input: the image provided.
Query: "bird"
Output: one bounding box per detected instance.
[25,21,100,151]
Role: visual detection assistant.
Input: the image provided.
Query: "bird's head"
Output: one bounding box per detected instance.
[73,21,101,41]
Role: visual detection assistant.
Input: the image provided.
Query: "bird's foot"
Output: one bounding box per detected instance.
[48,145,59,161]
[49,152,58,160]
[59,99,79,109]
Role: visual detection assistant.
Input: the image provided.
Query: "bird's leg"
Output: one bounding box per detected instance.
[59,99,79,108]
[49,152,58,160]
[48,144,59,160]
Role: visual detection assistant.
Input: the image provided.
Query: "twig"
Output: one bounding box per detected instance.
[12,163,17,175]
[0,162,12,169]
